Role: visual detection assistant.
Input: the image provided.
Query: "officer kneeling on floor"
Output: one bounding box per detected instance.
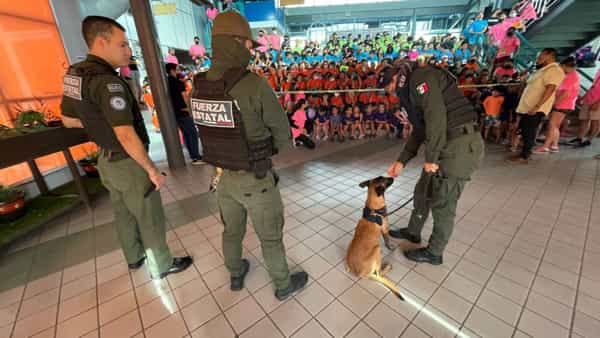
[190,11,308,300]
[381,57,484,265]
[61,16,192,279]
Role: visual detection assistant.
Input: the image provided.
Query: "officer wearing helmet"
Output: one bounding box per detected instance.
[380,58,484,265]
[190,11,308,300]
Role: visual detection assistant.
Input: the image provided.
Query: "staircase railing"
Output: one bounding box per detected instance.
[514,31,538,69]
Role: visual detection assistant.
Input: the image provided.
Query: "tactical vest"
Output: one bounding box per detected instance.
[437,68,477,129]
[401,67,476,139]
[62,59,149,155]
[191,68,274,178]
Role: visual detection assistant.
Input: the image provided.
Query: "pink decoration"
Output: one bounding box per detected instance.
[206,7,218,21]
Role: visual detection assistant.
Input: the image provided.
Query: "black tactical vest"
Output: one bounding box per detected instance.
[191,68,274,177]
[62,59,149,154]
[400,67,476,139]
[437,68,477,129]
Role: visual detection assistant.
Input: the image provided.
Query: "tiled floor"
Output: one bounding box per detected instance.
[1,137,599,338]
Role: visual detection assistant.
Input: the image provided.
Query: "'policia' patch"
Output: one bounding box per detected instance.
[107,83,124,93]
[63,75,82,100]
[417,82,429,95]
[191,99,235,128]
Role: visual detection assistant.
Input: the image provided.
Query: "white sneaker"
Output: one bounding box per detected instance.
[322,135,328,141]
[191,159,205,165]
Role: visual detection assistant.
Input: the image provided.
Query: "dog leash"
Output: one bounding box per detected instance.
[385,171,440,217]
[384,197,414,217]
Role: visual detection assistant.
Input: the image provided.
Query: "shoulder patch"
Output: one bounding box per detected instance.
[63,75,82,100]
[416,82,429,95]
[107,83,124,93]
[109,96,127,110]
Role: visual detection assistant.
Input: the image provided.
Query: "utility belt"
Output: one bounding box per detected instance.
[447,122,479,140]
[100,149,130,162]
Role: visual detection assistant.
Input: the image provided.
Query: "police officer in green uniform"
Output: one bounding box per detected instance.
[60,16,192,279]
[190,11,308,300]
[381,59,484,265]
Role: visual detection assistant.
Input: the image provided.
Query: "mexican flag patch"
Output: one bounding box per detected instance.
[417,82,429,95]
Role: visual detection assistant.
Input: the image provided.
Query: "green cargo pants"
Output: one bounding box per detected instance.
[217,169,290,290]
[407,132,484,256]
[97,154,173,277]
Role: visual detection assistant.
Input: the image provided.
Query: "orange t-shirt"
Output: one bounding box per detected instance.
[307,79,323,90]
[465,62,479,72]
[143,92,155,109]
[295,81,307,91]
[483,95,505,117]
[268,75,278,90]
[359,93,370,105]
[308,96,323,107]
[363,78,377,89]
[281,82,292,92]
[368,93,380,104]
[330,95,344,107]
[345,95,357,106]
[386,94,400,107]
[323,80,338,90]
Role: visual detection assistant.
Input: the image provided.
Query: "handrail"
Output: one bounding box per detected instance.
[578,68,594,83]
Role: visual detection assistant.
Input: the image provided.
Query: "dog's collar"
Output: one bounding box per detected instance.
[362,206,387,226]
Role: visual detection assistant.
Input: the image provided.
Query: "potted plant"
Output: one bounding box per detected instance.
[0,185,26,223]
[78,151,100,178]
[15,110,47,130]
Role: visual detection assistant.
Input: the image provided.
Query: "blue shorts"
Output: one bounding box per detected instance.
[484,115,501,127]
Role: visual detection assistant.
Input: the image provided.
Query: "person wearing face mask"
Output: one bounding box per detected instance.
[189,36,206,60]
[256,29,269,54]
[494,28,520,67]
[507,48,565,164]
[381,60,483,265]
[190,11,308,301]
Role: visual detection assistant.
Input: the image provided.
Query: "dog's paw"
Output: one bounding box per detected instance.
[385,242,397,251]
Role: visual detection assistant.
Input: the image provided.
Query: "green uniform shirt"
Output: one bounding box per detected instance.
[61,55,136,128]
[398,66,449,165]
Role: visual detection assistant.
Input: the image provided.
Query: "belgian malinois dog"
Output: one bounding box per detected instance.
[346,176,404,300]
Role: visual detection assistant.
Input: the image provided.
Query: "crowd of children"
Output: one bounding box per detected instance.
[141,1,554,152]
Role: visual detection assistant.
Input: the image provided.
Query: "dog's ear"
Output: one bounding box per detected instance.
[359,179,371,188]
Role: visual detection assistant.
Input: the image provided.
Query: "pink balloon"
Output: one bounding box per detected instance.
[206,7,218,21]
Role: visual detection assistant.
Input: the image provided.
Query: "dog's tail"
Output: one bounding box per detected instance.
[368,273,405,301]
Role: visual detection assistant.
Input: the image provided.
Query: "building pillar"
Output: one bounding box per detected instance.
[129,0,186,169]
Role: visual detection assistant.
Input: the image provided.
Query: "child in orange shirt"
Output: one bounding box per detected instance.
[307,73,323,91]
[323,74,338,91]
[142,86,159,132]
[330,92,345,108]
[483,88,505,143]
[345,91,357,106]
